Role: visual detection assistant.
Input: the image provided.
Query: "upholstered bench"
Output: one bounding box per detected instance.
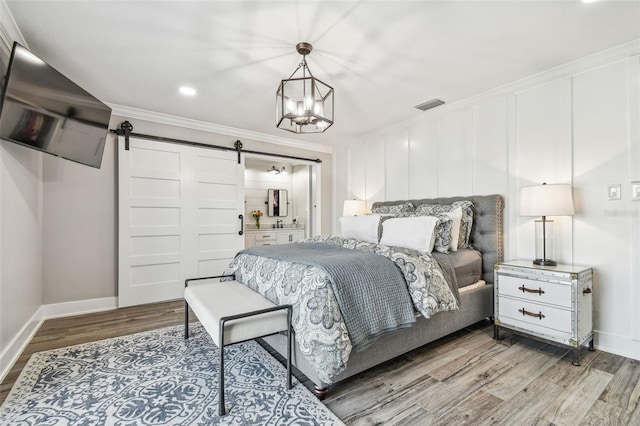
[184,274,293,416]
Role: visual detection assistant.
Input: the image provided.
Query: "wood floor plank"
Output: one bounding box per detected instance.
[379,345,469,390]
[598,357,640,411]
[336,379,439,425]
[588,350,629,375]
[432,390,503,426]
[541,367,613,426]
[580,399,633,426]
[324,378,394,420]
[428,339,509,382]
[479,371,565,426]
[420,358,512,418]
[483,343,566,400]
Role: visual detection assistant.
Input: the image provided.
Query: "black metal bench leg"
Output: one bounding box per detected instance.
[219,324,226,416]
[287,307,292,390]
[184,300,189,339]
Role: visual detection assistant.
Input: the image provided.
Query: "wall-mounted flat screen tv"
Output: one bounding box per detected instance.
[0,42,111,169]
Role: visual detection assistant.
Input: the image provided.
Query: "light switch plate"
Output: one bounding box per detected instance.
[632,181,640,201]
[608,184,621,200]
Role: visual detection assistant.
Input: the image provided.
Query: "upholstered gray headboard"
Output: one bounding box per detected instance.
[371,194,504,284]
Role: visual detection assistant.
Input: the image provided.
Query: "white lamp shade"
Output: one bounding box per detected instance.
[343,199,367,216]
[520,184,575,217]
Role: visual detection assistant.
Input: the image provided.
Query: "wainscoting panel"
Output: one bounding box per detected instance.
[437,110,473,197]
[384,130,410,201]
[471,97,509,197]
[514,78,573,264]
[572,59,635,341]
[348,142,367,202]
[365,138,385,204]
[408,120,438,199]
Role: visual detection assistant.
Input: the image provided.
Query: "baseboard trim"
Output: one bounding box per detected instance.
[0,297,118,383]
[0,307,44,384]
[40,296,118,320]
[594,330,640,362]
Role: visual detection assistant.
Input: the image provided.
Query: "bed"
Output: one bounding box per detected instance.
[224,194,504,398]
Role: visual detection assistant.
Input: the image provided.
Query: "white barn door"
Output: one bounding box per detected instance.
[118,137,244,307]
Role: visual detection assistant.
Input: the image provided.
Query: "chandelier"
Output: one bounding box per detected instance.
[276,42,334,134]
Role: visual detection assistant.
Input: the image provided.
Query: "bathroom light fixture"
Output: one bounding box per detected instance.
[267,166,288,175]
[276,42,334,134]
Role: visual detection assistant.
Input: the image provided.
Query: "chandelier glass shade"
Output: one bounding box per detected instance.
[276,42,334,134]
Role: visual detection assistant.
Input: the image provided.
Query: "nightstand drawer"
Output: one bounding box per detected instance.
[498,275,572,308]
[498,296,571,334]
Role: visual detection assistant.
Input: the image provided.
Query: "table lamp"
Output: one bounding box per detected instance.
[519,183,574,266]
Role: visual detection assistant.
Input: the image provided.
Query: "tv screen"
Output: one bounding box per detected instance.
[0,42,111,169]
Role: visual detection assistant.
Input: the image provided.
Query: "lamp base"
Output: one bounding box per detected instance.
[533,258,557,267]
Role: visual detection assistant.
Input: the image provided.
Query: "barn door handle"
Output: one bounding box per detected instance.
[238,214,244,235]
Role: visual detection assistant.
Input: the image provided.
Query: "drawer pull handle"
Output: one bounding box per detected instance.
[519,308,545,320]
[262,235,272,238]
[519,285,545,295]
[583,288,592,294]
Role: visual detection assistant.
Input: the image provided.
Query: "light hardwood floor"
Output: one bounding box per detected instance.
[1,301,639,425]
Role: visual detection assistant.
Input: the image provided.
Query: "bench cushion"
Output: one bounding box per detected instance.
[185,280,289,346]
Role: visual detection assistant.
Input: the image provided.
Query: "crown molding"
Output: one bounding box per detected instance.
[352,39,640,144]
[0,0,26,51]
[109,104,334,155]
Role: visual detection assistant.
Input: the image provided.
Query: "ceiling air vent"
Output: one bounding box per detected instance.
[414,99,445,111]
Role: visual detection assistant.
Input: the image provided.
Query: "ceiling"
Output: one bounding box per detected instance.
[5,1,640,147]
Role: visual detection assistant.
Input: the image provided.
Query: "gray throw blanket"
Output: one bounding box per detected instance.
[241,243,416,350]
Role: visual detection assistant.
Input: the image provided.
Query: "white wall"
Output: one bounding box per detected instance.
[336,48,640,360]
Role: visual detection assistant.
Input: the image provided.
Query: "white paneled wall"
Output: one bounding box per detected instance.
[348,145,366,202]
[365,138,385,205]
[438,110,473,197]
[572,59,637,353]
[471,97,509,197]
[515,79,574,265]
[408,121,438,199]
[336,52,640,360]
[384,130,410,201]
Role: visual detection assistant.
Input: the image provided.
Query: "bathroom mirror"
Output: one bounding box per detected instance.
[267,189,288,217]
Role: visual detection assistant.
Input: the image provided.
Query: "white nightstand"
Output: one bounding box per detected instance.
[494,260,594,366]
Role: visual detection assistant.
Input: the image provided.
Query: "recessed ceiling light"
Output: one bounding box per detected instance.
[179,86,196,96]
[581,0,600,3]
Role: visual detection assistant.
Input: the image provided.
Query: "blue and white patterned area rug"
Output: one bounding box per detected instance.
[0,324,344,425]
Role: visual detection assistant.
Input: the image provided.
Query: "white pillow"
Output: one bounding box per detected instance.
[443,207,463,252]
[380,216,439,253]
[339,215,381,243]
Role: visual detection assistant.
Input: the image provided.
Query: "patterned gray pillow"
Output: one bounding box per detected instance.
[414,201,474,248]
[433,215,453,254]
[371,202,415,215]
